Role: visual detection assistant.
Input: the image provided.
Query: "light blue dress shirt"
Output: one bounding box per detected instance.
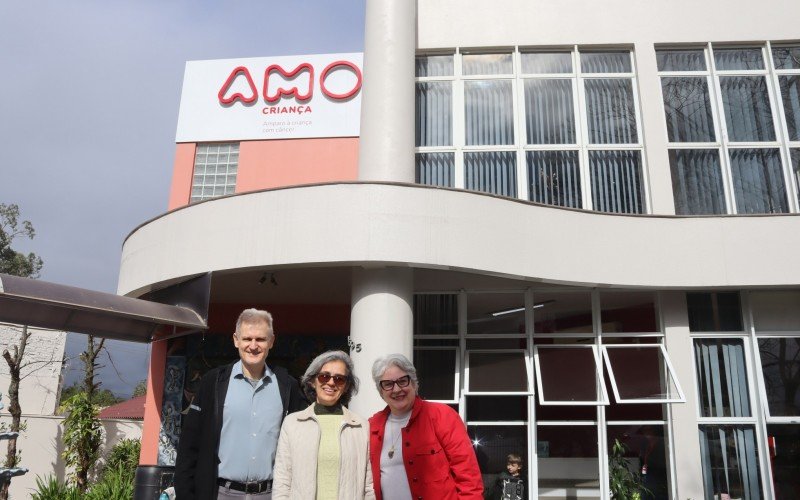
[217,361,283,482]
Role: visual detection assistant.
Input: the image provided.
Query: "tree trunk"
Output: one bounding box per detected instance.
[0,326,30,500]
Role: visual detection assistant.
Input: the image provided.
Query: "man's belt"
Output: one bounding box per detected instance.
[218,478,273,494]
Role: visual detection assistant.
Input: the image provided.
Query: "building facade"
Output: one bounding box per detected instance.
[120,1,800,498]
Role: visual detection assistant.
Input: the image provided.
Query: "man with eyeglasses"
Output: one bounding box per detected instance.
[175,308,306,500]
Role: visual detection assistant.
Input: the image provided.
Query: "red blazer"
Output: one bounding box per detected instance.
[369,397,483,500]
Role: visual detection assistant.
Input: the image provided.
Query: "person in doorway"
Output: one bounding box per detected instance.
[272,350,374,499]
[368,353,483,500]
[175,308,306,500]
[491,453,526,500]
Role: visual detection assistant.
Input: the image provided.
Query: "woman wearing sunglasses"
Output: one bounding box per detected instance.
[368,353,483,500]
[273,350,375,500]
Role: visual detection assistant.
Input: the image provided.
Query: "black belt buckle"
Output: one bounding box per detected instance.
[219,478,272,494]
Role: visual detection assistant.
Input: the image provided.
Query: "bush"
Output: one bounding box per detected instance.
[31,475,81,500]
[85,465,135,500]
[102,438,140,481]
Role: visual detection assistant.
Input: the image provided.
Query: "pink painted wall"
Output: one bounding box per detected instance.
[168,143,197,210]
[236,138,359,192]
[139,340,167,465]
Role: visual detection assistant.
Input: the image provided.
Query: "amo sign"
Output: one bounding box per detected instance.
[176,53,363,143]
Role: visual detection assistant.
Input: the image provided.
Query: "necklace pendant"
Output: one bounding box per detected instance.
[388,448,395,459]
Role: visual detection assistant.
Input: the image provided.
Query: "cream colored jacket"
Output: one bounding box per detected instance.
[273,404,375,500]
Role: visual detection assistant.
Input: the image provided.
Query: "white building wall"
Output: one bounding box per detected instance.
[0,414,142,499]
[0,324,66,416]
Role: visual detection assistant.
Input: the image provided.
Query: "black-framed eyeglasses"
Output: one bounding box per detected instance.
[379,375,411,391]
[317,372,348,387]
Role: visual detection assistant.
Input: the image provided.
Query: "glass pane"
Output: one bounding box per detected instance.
[729,148,788,214]
[661,77,716,142]
[466,396,527,421]
[469,352,527,392]
[607,425,670,500]
[772,45,800,70]
[600,292,657,333]
[467,339,526,350]
[758,338,800,417]
[415,55,453,77]
[416,82,452,147]
[463,53,513,75]
[694,339,751,417]
[416,153,455,187]
[750,291,800,332]
[686,292,743,332]
[520,52,572,74]
[656,49,707,72]
[719,76,776,142]
[605,346,681,401]
[779,75,800,141]
[414,349,456,400]
[524,79,576,144]
[414,294,458,335]
[793,150,800,207]
[714,47,765,70]
[669,149,726,215]
[589,150,644,214]
[536,347,603,403]
[537,426,600,498]
[526,151,582,208]
[584,79,639,144]
[464,151,518,197]
[465,80,514,145]
[533,291,592,334]
[766,424,800,499]
[469,425,529,499]
[467,293,526,336]
[580,51,632,73]
[699,425,762,500]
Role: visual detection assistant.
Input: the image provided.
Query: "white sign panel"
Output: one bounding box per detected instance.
[176,52,362,142]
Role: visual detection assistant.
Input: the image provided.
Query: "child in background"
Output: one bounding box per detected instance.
[493,453,526,500]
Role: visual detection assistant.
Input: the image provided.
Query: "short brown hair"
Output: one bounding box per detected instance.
[506,453,523,466]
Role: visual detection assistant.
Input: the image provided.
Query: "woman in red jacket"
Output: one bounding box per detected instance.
[368,353,483,500]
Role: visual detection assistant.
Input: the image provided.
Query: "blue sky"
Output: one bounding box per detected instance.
[0,0,365,397]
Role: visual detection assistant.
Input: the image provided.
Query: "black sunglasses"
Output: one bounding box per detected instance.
[317,372,348,387]
[379,375,411,391]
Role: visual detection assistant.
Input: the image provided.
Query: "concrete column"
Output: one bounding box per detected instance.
[348,267,413,417]
[357,0,416,182]
[660,291,704,499]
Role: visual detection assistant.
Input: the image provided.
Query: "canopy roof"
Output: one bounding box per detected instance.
[0,273,207,342]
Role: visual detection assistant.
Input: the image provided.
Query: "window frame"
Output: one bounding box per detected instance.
[534,344,610,406]
[415,46,649,213]
[657,42,800,214]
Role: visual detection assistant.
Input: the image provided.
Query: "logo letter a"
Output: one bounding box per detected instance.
[218,67,258,105]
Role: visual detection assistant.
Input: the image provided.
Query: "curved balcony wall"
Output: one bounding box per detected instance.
[118,182,800,296]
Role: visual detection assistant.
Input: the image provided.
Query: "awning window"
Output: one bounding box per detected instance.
[601,344,685,403]
[534,345,609,405]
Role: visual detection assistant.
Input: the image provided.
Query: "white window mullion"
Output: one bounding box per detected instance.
[766,41,800,213]
[453,50,466,190]
[708,43,738,214]
[575,46,594,210]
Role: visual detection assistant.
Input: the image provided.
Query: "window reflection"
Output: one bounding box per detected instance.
[758,338,800,417]
[469,425,529,499]
[766,424,800,499]
[607,425,669,500]
[537,426,600,499]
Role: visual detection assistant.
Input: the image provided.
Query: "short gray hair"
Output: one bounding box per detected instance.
[301,350,359,406]
[371,353,419,391]
[235,308,274,337]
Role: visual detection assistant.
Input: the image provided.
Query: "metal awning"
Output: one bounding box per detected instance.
[0,273,207,342]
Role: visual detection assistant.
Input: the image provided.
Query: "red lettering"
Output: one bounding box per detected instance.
[218,66,258,105]
[263,64,314,103]
[320,60,362,100]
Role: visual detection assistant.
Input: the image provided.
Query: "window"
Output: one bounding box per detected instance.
[415,48,647,213]
[658,44,800,214]
[190,143,239,203]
